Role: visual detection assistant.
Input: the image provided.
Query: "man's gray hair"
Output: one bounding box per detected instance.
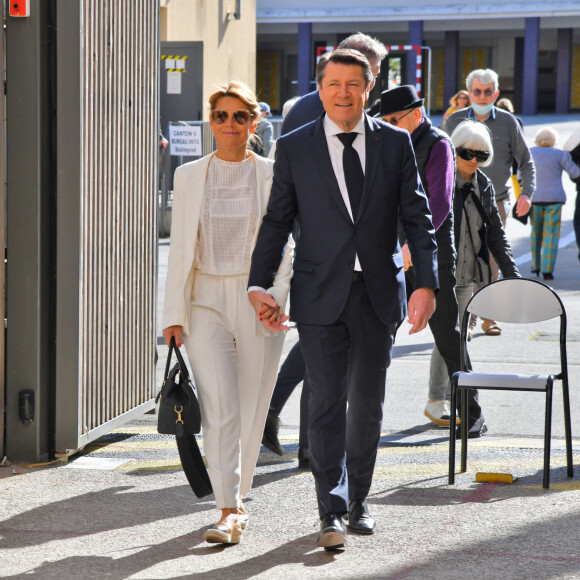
[338,32,388,63]
[451,120,494,168]
[466,68,499,92]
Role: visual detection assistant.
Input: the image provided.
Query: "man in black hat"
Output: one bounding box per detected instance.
[379,85,487,438]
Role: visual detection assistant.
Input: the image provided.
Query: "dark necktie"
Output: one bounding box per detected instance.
[337,132,364,220]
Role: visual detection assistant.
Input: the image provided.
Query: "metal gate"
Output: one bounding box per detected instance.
[54,0,159,452]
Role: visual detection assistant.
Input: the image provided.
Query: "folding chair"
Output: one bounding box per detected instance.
[449,278,573,489]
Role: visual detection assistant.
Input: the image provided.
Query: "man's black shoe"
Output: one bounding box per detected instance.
[317,513,347,550]
[298,446,310,469]
[262,411,283,456]
[346,500,375,534]
[456,416,488,439]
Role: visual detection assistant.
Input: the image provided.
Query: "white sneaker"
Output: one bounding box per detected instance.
[424,400,458,427]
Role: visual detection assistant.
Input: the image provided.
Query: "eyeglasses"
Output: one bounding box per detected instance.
[210,109,254,125]
[384,108,415,126]
[471,88,495,97]
[457,147,490,163]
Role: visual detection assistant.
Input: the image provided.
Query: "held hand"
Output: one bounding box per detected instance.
[515,194,531,217]
[266,310,291,332]
[248,290,290,332]
[162,325,182,348]
[407,287,436,335]
[402,242,413,271]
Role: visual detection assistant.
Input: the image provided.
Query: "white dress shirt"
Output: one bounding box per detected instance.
[323,114,366,271]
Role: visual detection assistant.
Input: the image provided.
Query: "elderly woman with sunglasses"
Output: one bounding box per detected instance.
[162,80,293,545]
[429,120,520,438]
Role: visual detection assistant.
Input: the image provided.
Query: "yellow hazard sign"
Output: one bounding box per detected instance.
[162,55,188,73]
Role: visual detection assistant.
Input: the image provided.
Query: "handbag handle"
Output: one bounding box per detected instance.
[163,336,191,382]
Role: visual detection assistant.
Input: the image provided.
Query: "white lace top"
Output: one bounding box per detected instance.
[195,155,258,276]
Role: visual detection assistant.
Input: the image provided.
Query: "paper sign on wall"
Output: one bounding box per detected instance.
[167,71,181,94]
[169,125,202,157]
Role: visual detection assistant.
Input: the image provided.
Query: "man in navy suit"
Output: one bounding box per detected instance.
[263,33,389,466]
[249,49,438,550]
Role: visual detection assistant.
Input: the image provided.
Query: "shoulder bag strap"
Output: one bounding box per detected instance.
[462,198,489,284]
[167,337,212,498]
[176,434,213,498]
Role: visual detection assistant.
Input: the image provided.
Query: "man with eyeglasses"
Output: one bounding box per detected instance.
[378,85,484,434]
[443,68,535,337]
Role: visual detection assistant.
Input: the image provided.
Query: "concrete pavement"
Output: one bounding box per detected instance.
[1,115,580,579]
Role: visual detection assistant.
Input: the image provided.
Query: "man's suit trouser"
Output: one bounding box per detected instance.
[298,277,397,518]
[269,341,310,451]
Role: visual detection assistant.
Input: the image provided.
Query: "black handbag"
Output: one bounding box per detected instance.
[156,336,201,435]
[156,337,212,498]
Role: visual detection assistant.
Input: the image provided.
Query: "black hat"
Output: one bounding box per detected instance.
[378,85,424,117]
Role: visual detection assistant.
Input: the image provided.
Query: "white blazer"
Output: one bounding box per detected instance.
[162,151,293,337]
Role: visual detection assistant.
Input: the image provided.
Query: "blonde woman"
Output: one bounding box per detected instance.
[442,90,470,124]
[162,81,293,545]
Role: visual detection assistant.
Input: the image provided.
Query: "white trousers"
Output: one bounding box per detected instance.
[182,272,285,508]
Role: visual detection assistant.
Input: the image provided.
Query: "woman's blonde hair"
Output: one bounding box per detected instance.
[535,126,558,147]
[450,90,469,108]
[208,81,261,118]
[451,120,494,167]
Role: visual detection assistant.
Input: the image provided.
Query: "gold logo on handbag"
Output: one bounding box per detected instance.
[175,406,184,424]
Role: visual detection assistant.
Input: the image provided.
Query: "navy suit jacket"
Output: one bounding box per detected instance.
[281,90,324,135]
[249,113,439,327]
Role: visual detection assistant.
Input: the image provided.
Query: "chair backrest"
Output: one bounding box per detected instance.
[466,278,564,323]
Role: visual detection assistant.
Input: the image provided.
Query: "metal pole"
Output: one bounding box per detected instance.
[5,0,53,461]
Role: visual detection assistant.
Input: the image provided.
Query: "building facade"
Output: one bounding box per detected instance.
[160,0,258,118]
[256,1,580,115]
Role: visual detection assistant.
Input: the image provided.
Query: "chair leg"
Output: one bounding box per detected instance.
[561,378,574,478]
[449,376,457,484]
[543,382,553,489]
[460,388,468,473]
